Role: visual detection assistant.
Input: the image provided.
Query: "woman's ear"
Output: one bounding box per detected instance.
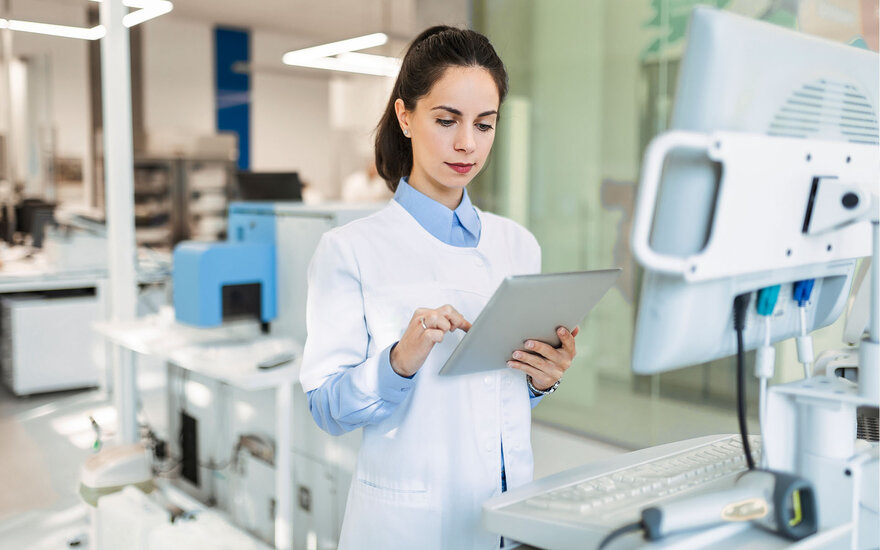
[394,98,411,137]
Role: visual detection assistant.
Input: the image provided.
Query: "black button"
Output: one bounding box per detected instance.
[842,192,859,209]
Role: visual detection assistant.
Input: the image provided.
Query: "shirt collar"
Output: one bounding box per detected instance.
[394,178,480,241]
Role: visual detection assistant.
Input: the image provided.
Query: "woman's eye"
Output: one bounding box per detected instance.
[476,123,494,132]
[436,119,455,127]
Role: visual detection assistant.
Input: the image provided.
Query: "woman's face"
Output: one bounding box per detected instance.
[395,66,500,208]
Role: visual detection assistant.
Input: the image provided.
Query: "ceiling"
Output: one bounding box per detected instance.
[13,0,471,44]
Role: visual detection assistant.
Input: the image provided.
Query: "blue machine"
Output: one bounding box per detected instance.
[173,203,278,328]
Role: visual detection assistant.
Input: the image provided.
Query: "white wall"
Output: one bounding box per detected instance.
[250,30,333,191]
[141,15,215,143]
[8,0,90,183]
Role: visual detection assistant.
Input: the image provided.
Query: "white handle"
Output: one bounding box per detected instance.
[631,130,712,275]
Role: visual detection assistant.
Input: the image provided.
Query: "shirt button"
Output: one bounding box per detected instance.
[484,375,492,386]
[474,258,484,267]
[485,440,494,452]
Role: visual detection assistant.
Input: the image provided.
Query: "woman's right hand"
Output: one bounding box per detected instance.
[390,305,472,377]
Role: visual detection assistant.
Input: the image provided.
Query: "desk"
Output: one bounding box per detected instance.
[94,310,300,550]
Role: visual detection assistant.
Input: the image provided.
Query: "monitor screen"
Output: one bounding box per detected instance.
[631,7,878,375]
[235,171,302,202]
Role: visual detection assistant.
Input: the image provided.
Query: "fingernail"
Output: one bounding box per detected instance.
[525,341,534,349]
[557,327,566,335]
[513,352,521,359]
[507,361,515,368]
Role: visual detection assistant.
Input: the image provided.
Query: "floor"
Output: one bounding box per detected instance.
[0,364,625,549]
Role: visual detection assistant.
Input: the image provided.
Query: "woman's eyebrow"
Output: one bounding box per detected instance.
[431,105,498,117]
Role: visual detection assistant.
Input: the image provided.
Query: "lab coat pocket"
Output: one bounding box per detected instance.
[340,479,441,550]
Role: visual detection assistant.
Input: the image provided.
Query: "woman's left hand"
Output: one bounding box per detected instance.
[507,326,580,391]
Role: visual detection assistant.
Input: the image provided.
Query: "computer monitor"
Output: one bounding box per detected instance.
[631,7,878,374]
[235,171,302,201]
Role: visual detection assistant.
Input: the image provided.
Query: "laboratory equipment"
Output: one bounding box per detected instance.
[483,434,760,549]
[639,468,817,542]
[630,5,877,375]
[164,202,377,547]
[0,291,101,395]
[483,7,878,549]
[173,241,277,327]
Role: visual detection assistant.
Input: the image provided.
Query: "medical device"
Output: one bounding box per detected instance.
[638,469,817,543]
[482,7,878,549]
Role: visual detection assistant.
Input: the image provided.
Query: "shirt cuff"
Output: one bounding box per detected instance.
[376,342,417,403]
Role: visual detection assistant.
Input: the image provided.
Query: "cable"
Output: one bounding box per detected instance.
[733,292,756,470]
[793,279,815,378]
[755,285,779,468]
[598,521,644,550]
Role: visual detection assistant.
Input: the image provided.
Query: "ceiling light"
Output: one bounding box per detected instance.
[3,19,106,40]
[283,32,399,77]
[0,0,172,41]
[283,32,388,64]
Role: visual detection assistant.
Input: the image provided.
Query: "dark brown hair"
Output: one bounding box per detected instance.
[375,26,508,190]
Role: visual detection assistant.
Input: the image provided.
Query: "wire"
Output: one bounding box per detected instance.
[598,521,644,550]
[798,306,813,378]
[733,293,756,470]
[794,279,815,378]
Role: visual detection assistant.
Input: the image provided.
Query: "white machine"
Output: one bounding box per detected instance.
[483,7,878,549]
[163,202,378,549]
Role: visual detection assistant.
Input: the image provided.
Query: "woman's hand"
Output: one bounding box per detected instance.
[507,326,580,391]
[390,305,472,377]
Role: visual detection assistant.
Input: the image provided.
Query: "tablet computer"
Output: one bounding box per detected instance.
[438,268,621,377]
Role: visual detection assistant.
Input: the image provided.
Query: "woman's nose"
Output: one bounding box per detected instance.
[454,127,476,154]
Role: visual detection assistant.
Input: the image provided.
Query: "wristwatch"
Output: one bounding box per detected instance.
[527,375,560,396]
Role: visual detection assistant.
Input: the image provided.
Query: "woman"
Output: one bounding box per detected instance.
[300,26,579,549]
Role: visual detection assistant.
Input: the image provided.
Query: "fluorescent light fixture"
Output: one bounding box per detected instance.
[283,32,400,77]
[283,32,388,64]
[0,0,172,40]
[3,19,106,40]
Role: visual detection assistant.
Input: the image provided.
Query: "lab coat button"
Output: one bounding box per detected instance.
[484,375,492,385]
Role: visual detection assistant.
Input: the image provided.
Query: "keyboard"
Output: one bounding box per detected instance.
[484,434,761,550]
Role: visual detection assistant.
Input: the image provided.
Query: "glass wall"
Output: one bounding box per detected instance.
[472,0,878,449]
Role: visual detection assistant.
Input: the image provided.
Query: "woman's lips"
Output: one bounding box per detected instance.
[446,162,474,174]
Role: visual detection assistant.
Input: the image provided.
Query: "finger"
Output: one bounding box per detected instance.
[522,339,564,363]
[424,328,446,344]
[571,326,580,337]
[557,326,577,357]
[424,314,452,333]
[510,350,560,378]
[506,360,556,387]
[439,305,471,332]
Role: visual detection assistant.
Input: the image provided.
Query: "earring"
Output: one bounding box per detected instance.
[403,129,410,137]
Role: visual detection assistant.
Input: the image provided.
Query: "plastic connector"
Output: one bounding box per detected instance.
[733,293,752,331]
[793,279,815,307]
[756,285,781,316]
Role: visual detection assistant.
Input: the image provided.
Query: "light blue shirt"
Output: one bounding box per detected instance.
[306,178,540,438]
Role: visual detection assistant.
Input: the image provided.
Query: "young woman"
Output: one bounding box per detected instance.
[299,26,579,550]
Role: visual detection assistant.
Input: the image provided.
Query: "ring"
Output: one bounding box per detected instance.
[420,317,428,330]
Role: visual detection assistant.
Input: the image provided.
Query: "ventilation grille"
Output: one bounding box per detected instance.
[769,79,879,145]
[857,406,879,442]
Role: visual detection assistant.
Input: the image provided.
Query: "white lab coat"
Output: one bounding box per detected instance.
[300,200,541,550]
